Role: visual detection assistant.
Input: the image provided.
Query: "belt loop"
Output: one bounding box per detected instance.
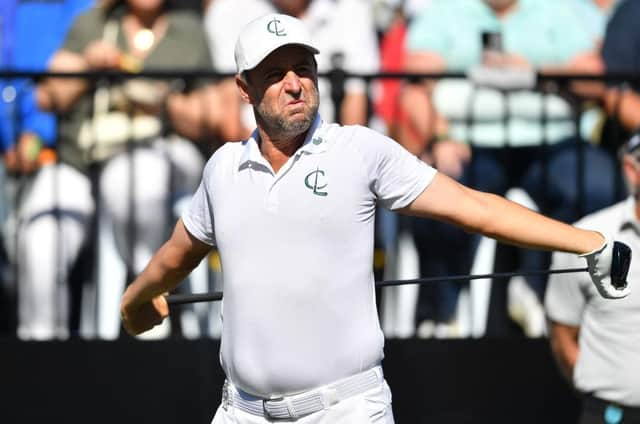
[373,366,382,380]
[321,388,339,409]
[285,398,299,420]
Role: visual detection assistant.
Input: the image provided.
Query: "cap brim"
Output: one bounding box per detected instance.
[242,43,319,73]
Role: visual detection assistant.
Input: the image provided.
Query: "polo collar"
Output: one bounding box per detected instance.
[238,114,328,170]
[298,114,329,155]
[239,129,264,168]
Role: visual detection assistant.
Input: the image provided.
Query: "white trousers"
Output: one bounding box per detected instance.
[15,137,203,340]
[210,380,394,424]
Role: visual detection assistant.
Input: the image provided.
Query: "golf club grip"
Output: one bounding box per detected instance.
[167,292,223,305]
[165,267,588,305]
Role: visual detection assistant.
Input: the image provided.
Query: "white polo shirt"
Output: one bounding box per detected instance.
[545,197,640,406]
[183,115,435,397]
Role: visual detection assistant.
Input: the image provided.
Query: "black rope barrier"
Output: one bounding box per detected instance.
[2,69,640,84]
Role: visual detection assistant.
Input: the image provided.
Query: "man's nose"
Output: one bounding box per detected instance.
[283,71,302,93]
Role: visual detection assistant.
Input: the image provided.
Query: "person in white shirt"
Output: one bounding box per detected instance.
[121,13,631,424]
[545,132,640,424]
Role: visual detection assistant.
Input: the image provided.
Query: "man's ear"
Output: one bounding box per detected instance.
[235,74,252,104]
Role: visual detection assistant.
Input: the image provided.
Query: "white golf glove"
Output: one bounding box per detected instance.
[580,236,632,299]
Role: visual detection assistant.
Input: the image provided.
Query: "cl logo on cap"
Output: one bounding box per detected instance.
[267,18,287,36]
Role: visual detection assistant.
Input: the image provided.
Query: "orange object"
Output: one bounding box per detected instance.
[38,148,57,165]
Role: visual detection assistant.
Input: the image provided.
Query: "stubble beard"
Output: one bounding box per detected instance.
[256,85,319,139]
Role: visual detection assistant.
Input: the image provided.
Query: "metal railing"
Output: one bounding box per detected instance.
[0,68,635,339]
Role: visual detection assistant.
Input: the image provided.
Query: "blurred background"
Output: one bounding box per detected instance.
[0,0,636,422]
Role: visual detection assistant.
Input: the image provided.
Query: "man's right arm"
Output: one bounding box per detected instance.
[548,320,580,382]
[120,219,211,335]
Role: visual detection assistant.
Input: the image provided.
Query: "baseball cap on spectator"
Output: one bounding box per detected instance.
[234,13,319,74]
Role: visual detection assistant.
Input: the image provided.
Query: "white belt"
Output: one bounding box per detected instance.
[222,366,383,420]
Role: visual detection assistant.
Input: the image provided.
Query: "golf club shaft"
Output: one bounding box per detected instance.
[165,266,588,306]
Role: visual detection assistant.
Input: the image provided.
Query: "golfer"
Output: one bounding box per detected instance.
[121,13,630,423]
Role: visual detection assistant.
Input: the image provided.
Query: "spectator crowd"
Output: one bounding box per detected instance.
[0,0,634,343]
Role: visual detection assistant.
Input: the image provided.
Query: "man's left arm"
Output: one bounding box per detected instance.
[399,172,630,298]
[401,172,604,254]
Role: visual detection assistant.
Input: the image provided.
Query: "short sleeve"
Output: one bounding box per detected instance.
[349,126,436,210]
[182,162,216,246]
[544,250,588,326]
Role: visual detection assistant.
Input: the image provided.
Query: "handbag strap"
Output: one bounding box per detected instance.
[93,19,119,116]
[84,18,122,162]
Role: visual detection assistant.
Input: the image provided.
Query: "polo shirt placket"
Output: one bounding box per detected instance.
[238,118,330,213]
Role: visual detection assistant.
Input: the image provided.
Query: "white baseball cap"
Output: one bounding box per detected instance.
[234,13,320,74]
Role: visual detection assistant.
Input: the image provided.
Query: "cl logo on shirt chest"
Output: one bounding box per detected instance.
[304,167,328,197]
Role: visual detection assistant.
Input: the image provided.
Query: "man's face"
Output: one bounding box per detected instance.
[243,45,319,138]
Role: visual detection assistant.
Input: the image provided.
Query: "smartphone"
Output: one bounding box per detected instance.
[481,31,503,53]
